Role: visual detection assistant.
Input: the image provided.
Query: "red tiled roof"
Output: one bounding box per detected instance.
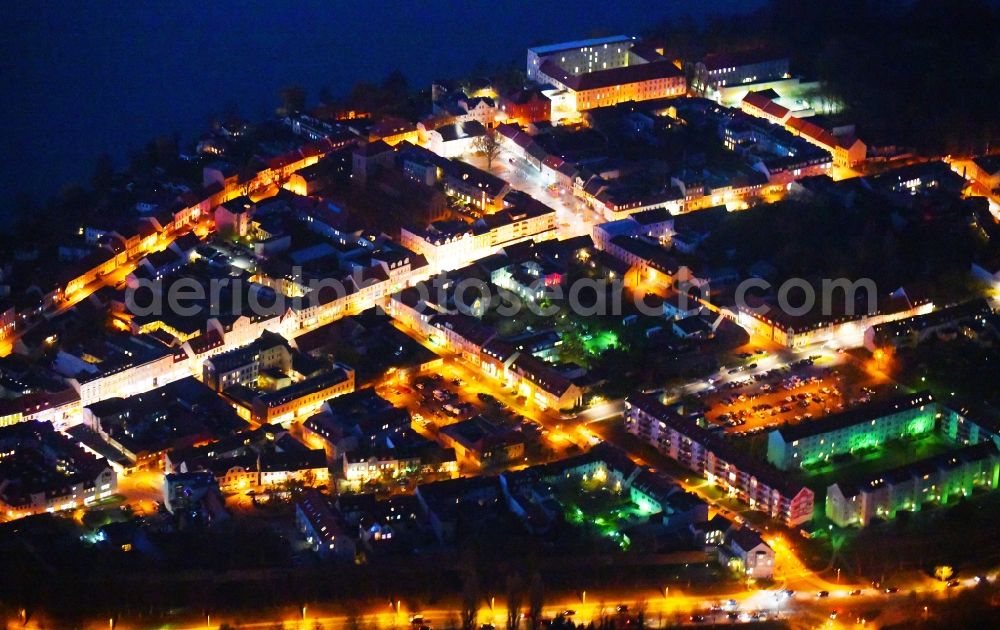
[742,92,789,120]
[539,59,683,92]
[786,116,839,149]
[503,87,549,105]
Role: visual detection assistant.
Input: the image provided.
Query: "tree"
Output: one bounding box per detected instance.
[505,573,524,630]
[91,153,115,192]
[934,565,954,582]
[381,70,409,104]
[474,128,502,171]
[279,85,307,115]
[633,600,648,629]
[527,573,544,630]
[491,62,527,95]
[345,606,365,630]
[460,570,480,630]
[347,80,379,113]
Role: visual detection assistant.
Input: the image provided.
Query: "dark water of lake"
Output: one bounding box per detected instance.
[0,0,762,223]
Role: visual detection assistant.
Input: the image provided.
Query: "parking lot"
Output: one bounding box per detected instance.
[694,356,874,436]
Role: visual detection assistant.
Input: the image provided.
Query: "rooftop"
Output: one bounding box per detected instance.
[774,391,935,443]
[539,59,684,92]
[529,35,633,56]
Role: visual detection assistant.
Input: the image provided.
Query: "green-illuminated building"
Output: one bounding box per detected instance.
[767,391,938,470]
[826,441,1000,526]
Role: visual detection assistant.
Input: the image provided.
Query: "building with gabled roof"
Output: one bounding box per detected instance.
[741,91,866,167]
[721,526,775,579]
[536,59,686,115]
[0,420,117,518]
[826,442,1000,527]
[295,488,355,559]
[693,49,789,96]
[625,393,814,526]
[527,35,635,81]
[767,391,938,470]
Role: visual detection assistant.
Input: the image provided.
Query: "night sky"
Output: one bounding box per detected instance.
[0,0,763,221]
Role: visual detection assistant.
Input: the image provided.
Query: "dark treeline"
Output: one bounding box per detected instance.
[648,0,1000,155]
[0,513,720,626]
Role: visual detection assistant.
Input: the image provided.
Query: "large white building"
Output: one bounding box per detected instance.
[526,35,635,82]
[399,202,557,271]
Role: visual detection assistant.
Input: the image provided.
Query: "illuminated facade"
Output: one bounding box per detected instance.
[526,35,635,82]
[295,488,355,559]
[536,59,686,116]
[227,366,355,426]
[741,91,866,167]
[767,392,938,470]
[735,299,934,349]
[625,394,814,526]
[499,88,551,125]
[0,421,117,519]
[721,527,775,580]
[342,449,458,483]
[399,203,557,271]
[826,442,1000,527]
[692,51,790,95]
[0,302,15,341]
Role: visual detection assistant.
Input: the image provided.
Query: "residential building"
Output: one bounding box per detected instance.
[296,488,356,559]
[205,448,329,492]
[439,416,526,468]
[368,116,419,146]
[741,92,866,167]
[536,58,686,116]
[693,50,789,94]
[499,87,552,125]
[341,444,458,483]
[826,442,1000,527]
[0,421,117,518]
[202,330,293,391]
[0,300,14,341]
[766,392,938,470]
[526,35,635,82]
[83,377,249,467]
[864,299,994,351]
[399,201,557,270]
[225,365,355,425]
[720,527,775,580]
[968,155,1000,192]
[734,295,934,349]
[625,394,814,526]
[163,472,229,525]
